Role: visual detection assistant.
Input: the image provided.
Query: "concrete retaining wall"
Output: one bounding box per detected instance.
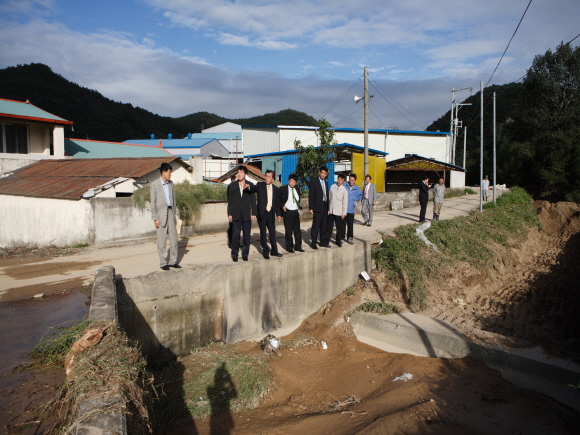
[117,240,371,357]
[351,312,580,412]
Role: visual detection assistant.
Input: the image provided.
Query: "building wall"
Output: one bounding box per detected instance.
[449,170,466,188]
[92,197,154,244]
[242,127,280,155]
[279,128,317,152]
[202,122,242,133]
[202,159,232,180]
[386,134,449,162]
[0,195,93,248]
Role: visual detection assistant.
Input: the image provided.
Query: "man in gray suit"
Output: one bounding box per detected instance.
[151,162,180,270]
[361,175,377,227]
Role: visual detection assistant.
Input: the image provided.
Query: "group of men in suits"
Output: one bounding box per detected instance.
[151,163,377,267]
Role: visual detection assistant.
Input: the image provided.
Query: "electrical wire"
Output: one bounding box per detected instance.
[485,0,532,88]
[334,106,363,127]
[566,32,580,45]
[369,81,421,129]
[316,77,362,120]
[369,79,428,127]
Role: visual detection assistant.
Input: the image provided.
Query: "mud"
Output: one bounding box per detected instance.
[174,290,580,434]
[2,260,101,281]
[0,277,87,302]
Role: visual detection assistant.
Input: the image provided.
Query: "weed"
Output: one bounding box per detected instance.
[281,334,320,349]
[71,243,89,249]
[444,188,467,199]
[132,181,227,221]
[352,301,400,315]
[465,187,477,194]
[154,343,269,431]
[28,319,91,366]
[372,187,539,308]
[346,287,356,296]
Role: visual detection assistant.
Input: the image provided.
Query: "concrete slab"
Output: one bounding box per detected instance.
[351,311,580,413]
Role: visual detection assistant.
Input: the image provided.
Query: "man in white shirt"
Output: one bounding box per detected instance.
[279,174,304,253]
[482,175,490,201]
[326,174,349,247]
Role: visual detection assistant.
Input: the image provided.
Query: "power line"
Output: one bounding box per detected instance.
[369,81,421,129]
[369,106,388,129]
[369,79,428,127]
[485,0,532,88]
[334,106,363,127]
[566,32,580,45]
[316,77,362,120]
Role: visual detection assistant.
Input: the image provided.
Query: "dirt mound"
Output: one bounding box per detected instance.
[409,201,580,361]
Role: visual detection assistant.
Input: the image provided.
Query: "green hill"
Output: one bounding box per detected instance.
[0,63,318,142]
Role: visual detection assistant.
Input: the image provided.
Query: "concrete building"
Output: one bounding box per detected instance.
[385,155,467,191]
[242,125,451,163]
[0,98,74,175]
[0,157,194,247]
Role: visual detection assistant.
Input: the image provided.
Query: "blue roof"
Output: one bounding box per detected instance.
[124,138,214,148]
[66,139,173,158]
[0,98,72,124]
[241,125,449,135]
[245,142,388,158]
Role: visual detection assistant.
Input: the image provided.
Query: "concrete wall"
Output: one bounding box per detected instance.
[92,197,155,245]
[449,170,466,188]
[0,194,93,247]
[117,240,371,357]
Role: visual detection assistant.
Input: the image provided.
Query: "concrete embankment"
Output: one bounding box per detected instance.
[117,240,372,357]
[351,312,580,412]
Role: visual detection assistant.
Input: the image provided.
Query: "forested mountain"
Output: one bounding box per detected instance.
[427,42,580,202]
[0,63,317,143]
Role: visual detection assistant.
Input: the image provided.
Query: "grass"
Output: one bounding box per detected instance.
[352,301,401,315]
[443,187,467,199]
[28,319,91,367]
[154,343,270,432]
[70,243,89,249]
[465,187,477,194]
[132,181,227,221]
[39,322,152,435]
[373,187,539,308]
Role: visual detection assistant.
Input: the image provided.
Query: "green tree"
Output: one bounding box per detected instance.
[293,119,336,193]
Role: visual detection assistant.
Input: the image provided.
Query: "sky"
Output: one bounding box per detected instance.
[0,0,578,131]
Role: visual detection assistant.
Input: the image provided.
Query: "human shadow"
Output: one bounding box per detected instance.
[207,362,238,435]
[116,275,198,434]
[176,237,190,264]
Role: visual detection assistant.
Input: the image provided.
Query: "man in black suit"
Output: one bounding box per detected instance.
[248,169,282,259]
[227,166,257,262]
[309,166,330,249]
[279,173,304,253]
[419,175,431,223]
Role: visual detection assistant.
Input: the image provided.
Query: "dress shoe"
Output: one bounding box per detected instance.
[161,265,170,270]
[232,257,238,262]
[287,249,295,253]
[347,237,354,245]
[263,253,270,259]
[242,256,248,261]
[367,223,371,227]
[337,242,343,247]
[272,252,283,257]
[295,248,305,252]
[321,243,331,248]
[169,264,181,268]
[310,244,318,250]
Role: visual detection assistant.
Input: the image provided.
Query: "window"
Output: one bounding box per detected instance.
[1,123,28,154]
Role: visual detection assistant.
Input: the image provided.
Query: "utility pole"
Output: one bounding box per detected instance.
[480,82,484,212]
[450,87,472,165]
[364,66,369,177]
[463,126,467,169]
[493,92,497,204]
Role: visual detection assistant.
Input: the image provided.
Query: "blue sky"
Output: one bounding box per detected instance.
[0,0,578,131]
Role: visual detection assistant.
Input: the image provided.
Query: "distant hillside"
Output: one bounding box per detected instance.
[426,83,526,185]
[0,63,317,142]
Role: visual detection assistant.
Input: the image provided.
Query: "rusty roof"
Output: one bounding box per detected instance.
[0,157,184,200]
[217,164,266,182]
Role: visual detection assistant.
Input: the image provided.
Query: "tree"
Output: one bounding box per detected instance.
[293,119,336,193]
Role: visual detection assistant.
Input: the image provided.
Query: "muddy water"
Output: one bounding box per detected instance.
[0,291,89,377]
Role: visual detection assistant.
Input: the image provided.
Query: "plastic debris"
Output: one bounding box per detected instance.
[360,271,371,281]
[321,341,328,350]
[33,293,44,299]
[393,373,413,382]
[415,222,439,252]
[260,334,281,356]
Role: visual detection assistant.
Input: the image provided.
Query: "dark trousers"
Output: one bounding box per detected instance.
[346,213,355,239]
[283,209,302,250]
[258,211,279,254]
[311,206,328,246]
[231,217,251,258]
[326,214,346,244]
[419,200,428,222]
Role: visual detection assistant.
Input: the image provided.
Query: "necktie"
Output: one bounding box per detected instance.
[291,187,299,206]
[321,179,326,202]
[365,183,370,199]
[266,185,272,212]
[239,181,243,197]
